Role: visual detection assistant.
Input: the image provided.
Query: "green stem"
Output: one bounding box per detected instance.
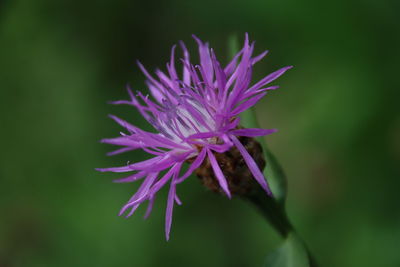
[246,188,292,238]
[245,186,318,267]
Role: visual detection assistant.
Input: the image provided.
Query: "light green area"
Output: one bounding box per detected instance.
[264,233,310,267]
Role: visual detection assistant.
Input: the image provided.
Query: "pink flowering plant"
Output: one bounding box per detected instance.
[98,34,316,266]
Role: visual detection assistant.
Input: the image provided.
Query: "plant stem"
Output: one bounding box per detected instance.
[246,188,293,238]
[245,186,319,267]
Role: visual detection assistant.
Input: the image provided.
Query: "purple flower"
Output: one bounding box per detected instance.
[97,34,292,240]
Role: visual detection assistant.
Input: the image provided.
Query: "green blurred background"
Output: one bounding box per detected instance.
[1,0,399,266]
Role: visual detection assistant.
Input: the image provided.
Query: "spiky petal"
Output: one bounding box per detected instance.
[97,34,292,240]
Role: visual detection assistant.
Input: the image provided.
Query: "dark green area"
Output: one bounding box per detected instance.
[1,0,399,266]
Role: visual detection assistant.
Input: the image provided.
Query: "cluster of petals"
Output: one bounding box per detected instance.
[97,34,292,240]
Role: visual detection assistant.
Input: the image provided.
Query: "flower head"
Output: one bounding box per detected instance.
[97,34,292,240]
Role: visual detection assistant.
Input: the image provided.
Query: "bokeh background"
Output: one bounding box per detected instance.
[1,0,400,266]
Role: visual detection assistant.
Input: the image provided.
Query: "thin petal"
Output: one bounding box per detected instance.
[230,128,277,137]
[230,92,267,116]
[119,172,159,216]
[179,41,191,85]
[192,35,213,86]
[113,171,147,183]
[144,196,156,219]
[248,66,293,92]
[165,166,181,241]
[149,163,181,197]
[210,49,227,97]
[101,136,140,147]
[175,194,182,205]
[251,50,268,65]
[186,131,220,140]
[108,114,138,133]
[107,147,136,156]
[224,48,244,76]
[147,82,165,103]
[96,156,164,173]
[176,148,207,183]
[137,61,167,93]
[207,143,232,153]
[242,85,279,100]
[230,135,272,195]
[206,149,231,198]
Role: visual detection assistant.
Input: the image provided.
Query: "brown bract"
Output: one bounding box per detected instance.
[193,137,265,196]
